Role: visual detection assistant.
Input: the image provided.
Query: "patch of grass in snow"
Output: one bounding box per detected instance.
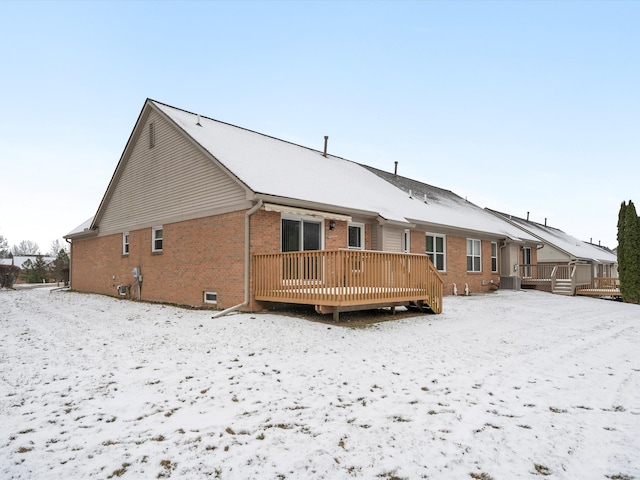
[469,473,494,480]
[534,464,552,476]
[549,407,567,413]
[606,474,635,480]
[107,463,131,478]
[392,415,411,422]
[158,459,175,478]
[152,435,165,442]
[17,446,33,453]
[376,471,405,480]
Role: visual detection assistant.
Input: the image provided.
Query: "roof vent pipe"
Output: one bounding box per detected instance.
[196,114,201,126]
[527,212,530,221]
[323,136,328,157]
[545,218,547,226]
[394,161,398,176]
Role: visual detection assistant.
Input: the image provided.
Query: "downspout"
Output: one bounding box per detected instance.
[65,238,72,288]
[212,199,263,318]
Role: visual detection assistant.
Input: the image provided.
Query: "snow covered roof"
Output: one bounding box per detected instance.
[487,210,617,263]
[152,100,536,241]
[362,165,539,242]
[65,217,95,239]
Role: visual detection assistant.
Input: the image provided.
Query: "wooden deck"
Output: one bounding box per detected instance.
[520,265,621,298]
[254,249,444,319]
[576,277,621,298]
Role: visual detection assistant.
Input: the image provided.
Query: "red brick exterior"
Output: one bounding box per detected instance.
[434,235,501,295]
[70,208,508,310]
[71,210,247,309]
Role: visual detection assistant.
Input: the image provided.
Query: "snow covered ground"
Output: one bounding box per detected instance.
[1,287,638,479]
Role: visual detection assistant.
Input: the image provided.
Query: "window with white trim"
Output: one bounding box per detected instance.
[123,232,129,255]
[402,229,411,253]
[281,215,323,252]
[152,226,163,252]
[426,234,446,271]
[467,238,481,272]
[491,242,498,272]
[348,223,364,250]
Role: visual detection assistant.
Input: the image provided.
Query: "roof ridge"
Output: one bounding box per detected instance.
[149,99,349,162]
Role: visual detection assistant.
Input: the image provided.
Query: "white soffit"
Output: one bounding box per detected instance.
[263,203,352,222]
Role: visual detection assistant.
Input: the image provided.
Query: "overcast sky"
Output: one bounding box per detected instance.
[1,0,638,252]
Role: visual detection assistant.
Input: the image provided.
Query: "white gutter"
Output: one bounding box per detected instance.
[212,199,263,318]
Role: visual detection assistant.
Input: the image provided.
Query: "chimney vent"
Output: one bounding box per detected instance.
[196,114,202,126]
[545,218,547,226]
[323,136,328,157]
[394,161,398,175]
[527,212,530,221]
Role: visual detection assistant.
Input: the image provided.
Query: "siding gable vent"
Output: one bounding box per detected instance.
[149,122,155,148]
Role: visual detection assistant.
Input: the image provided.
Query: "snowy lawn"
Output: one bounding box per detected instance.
[1,287,638,480]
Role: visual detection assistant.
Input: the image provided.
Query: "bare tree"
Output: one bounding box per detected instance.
[12,240,40,255]
[49,239,69,256]
[0,235,9,258]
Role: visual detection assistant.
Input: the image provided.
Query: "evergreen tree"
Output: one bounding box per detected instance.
[49,249,70,284]
[621,201,640,303]
[20,255,48,283]
[617,201,628,296]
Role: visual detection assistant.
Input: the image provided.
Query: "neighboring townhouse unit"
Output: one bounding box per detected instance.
[65,99,538,318]
[487,210,619,297]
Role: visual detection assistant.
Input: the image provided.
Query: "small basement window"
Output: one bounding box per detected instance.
[152,226,163,252]
[204,292,218,304]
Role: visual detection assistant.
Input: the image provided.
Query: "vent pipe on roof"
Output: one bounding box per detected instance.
[527,212,530,221]
[394,161,398,176]
[196,114,202,126]
[323,136,328,157]
[545,218,547,226]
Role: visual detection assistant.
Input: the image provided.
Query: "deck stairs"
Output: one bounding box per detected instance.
[553,278,574,295]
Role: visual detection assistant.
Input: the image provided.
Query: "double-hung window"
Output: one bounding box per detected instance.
[491,242,498,272]
[152,226,163,252]
[348,223,364,250]
[467,238,481,272]
[123,232,130,255]
[426,234,445,271]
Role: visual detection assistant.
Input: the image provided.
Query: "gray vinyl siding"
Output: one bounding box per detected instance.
[381,226,403,252]
[99,109,248,235]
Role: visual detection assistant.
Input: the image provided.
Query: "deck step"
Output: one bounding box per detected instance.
[553,279,573,295]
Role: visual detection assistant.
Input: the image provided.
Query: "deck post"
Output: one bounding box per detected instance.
[333,310,340,322]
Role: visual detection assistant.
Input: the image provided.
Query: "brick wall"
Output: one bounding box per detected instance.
[71,210,505,311]
[436,235,501,295]
[71,210,247,309]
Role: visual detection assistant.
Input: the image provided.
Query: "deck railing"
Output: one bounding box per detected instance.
[519,264,555,281]
[254,249,444,313]
[589,277,620,289]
